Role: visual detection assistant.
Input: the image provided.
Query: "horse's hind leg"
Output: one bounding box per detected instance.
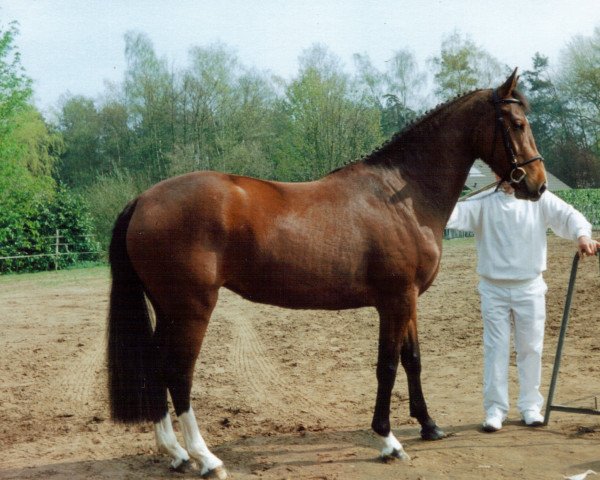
[154,289,227,479]
[400,321,445,441]
[154,413,190,470]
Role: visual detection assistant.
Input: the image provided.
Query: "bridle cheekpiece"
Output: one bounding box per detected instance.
[491,89,544,187]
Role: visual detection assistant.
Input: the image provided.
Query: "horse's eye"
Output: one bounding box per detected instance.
[514,122,525,131]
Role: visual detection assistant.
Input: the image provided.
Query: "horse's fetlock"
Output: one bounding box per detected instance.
[371,419,391,437]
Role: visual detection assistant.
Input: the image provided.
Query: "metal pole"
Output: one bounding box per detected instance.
[544,251,600,425]
[543,253,579,425]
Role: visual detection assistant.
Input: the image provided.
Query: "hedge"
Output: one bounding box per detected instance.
[555,189,600,229]
[0,186,102,273]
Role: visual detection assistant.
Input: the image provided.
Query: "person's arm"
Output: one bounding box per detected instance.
[542,191,598,256]
[446,197,483,233]
[577,235,600,256]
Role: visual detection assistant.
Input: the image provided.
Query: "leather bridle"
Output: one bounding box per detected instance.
[491,89,544,186]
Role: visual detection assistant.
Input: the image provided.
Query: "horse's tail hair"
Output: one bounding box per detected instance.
[107,199,166,423]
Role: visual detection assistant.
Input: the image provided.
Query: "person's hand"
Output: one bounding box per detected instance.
[577,236,600,256]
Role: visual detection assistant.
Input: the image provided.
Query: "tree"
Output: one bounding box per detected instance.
[55,95,102,186]
[172,42,277,177]
[98,99,132,173]
[11,106,62,175]
[558,26,600,132]
[354,49,425,138]
[0,21,55,211]
[180,43,244,171]
[123,31,177,179]
[0,21,31,136]
[522,38,600,188]
[556,26,600,186]
[521,54,572,177]
[275,44,381,180]
[429,31,505,100]
[0,22,100,272]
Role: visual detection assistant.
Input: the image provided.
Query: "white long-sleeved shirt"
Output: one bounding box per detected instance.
[447,190,592,284]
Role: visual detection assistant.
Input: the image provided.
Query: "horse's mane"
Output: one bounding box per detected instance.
[363,89,483,167]
[328,86,529,175]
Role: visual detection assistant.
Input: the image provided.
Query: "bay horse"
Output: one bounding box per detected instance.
[107,70,547,478]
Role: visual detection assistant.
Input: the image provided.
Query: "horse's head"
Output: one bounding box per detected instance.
[478,68,547,200]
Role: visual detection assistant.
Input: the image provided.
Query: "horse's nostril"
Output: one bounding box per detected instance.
[539,183,547,195]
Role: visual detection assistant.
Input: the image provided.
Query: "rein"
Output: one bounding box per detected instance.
[491,89,544,188]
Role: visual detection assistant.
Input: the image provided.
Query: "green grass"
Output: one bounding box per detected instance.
[0,263,109,287]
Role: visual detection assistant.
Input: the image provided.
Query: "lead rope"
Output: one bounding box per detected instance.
[458,180,499,203]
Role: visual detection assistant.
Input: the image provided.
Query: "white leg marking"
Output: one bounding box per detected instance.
[154,413,190,469]
[179,408,226,477]
[379,432,411,461]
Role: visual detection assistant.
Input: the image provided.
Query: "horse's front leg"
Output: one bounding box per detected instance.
[400,321,445,441]
[372,293,445,461]
[371,297,413,461]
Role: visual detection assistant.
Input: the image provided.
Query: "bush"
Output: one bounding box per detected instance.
[555,189,600,229]
[0,186,102,273]
[83,169,148,250]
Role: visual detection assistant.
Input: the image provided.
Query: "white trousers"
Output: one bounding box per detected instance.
[478,276,547,418]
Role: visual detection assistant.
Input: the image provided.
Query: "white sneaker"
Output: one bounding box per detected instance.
[482,414,503,432]
[521,410,544,427]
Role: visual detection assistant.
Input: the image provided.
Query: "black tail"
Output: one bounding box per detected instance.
[107,200,166,423]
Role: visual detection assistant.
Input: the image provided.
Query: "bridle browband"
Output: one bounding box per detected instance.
[491,89,544,187]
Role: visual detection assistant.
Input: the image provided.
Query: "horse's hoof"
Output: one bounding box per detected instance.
[170,458,193,473]
[420,425,446,441]
[380,448,411,463]
[201,465,228,479]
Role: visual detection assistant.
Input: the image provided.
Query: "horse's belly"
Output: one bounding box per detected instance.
[223,266,373,310]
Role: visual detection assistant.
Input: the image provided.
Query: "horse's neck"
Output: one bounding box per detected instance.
[401,144,473,219]
[371,125,475,225]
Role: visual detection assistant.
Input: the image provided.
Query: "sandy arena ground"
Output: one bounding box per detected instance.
[0,235,598,480]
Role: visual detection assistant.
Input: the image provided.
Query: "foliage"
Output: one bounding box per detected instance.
[555,189,600,229]
[429,31,506,100]
[558,26,600,138]
[0,21,57,245]
[83,169,149,251]
[274,44,382,181]
[353,49,426,138]
[0,186,102,273]
[522,44,600,188]
[0,21,32,136]
[55,95,102,186]
[0,22,97,273]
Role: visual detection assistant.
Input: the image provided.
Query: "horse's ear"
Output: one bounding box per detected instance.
[497,67,519,98]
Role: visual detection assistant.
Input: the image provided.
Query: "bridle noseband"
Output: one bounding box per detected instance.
[491,89,544,186]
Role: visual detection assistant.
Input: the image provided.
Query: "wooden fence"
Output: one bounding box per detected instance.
[0,229,101,271]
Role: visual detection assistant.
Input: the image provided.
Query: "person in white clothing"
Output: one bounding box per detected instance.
[447,179,599,432]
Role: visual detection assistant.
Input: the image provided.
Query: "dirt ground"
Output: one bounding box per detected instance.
[0,235,598,480]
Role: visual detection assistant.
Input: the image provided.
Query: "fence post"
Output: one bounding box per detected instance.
[54,229,60,271]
